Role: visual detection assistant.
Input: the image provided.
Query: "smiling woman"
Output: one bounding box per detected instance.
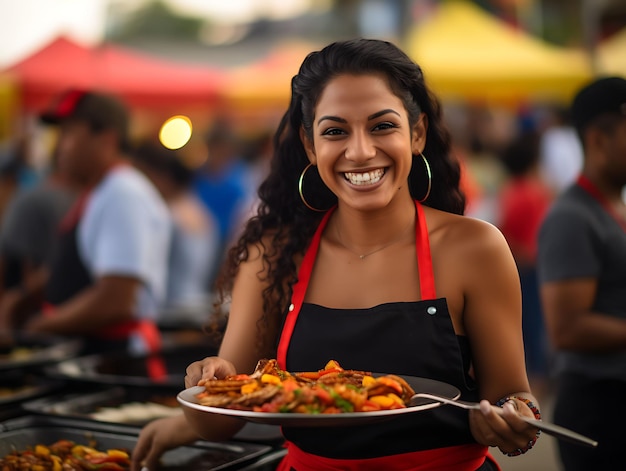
[132,39,541,471]
[301,74,423,214]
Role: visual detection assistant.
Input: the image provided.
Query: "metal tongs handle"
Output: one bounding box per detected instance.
[411,393,598,449]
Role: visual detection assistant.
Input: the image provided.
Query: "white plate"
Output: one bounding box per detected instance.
[177,376,461,427]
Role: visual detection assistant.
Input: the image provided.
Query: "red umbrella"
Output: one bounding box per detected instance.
[4,36,226,111]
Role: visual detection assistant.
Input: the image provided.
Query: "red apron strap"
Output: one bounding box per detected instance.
[128,320,165,381]
[277,209,335,369]
[58,191,91,233]
[135,319,162,353]
[576,174,626,232]
[278,440,498,471]
[415,201,436,300]
[278,202,436,368]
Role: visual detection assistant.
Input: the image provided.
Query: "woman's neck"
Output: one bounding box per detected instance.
[331,198,416,256]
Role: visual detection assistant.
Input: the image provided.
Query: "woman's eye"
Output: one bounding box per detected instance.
[321,128,345,136]
[373,122,397,131]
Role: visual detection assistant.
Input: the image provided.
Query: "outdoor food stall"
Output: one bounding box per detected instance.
[0,330,283,471]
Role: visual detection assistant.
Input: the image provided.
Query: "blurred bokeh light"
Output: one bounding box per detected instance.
[159,115,192,150]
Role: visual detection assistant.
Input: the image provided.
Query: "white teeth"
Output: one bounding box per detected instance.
[344,168,385,186]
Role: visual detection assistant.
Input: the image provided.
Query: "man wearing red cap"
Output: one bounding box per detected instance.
[2,89,171,354]
[537,76,626,470]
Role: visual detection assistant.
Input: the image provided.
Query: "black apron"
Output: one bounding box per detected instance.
[276,201,499,470]
[44,192,161,356]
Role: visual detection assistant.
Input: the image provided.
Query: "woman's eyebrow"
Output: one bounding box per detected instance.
[317,109,401,126]
[368,109,401,120]
[317,115,346,125]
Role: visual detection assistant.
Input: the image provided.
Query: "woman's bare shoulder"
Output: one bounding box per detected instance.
[426,208,510,258]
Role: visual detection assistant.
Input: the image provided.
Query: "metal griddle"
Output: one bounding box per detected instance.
[0,415,272,471]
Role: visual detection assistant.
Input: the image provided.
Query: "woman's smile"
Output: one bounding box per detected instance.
[343,168,386,186]
[303,73,421,210]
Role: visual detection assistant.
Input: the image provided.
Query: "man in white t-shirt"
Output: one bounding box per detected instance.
[3,89,171,354]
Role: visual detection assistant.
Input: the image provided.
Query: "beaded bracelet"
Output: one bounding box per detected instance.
[496,396,541,456]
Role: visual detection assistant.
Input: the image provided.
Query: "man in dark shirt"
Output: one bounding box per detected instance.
[537,76,626,470]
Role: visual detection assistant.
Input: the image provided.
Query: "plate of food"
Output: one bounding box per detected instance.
[177,359,461,427]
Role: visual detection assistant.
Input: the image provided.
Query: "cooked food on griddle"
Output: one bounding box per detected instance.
[0,439,131,470]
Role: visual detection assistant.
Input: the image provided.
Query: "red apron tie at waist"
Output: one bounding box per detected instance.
[43,301,166,381]
[42,302,162,354]
[98,319,161,351]
[276,441,499,471]
[100,319,167,381]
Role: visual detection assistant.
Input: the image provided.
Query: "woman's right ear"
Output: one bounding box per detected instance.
[300,127,317,165]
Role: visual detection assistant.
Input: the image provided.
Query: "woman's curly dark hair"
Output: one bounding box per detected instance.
[211,38,465,352]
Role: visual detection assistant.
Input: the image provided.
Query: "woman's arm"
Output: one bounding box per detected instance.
[541,278,626,351]
[133,241,281,470]
[451,217,540,454]
[184,241,279,441]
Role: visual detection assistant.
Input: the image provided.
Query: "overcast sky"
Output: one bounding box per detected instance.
[0,0,314,68]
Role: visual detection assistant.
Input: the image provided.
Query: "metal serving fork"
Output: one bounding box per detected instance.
[411,392,598,449]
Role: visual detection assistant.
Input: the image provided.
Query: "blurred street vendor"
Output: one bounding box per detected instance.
[0,90,171,354]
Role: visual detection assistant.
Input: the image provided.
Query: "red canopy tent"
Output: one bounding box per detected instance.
[3,36,226,112]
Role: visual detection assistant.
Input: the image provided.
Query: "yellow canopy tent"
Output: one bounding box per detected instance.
[222,41,321,107]
[0,74,19,141]
[219,41,322,129]
[597,28,626,77]
[404,1,592,103]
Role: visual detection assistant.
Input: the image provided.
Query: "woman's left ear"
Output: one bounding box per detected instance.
[411,113,428,155]
[300,127,317,165]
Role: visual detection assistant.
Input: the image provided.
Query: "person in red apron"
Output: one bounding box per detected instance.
[132,39,540,471]
[41,189,161,355]
[4,90,169,356]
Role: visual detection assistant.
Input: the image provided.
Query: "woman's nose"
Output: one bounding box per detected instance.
[344,130,376,162]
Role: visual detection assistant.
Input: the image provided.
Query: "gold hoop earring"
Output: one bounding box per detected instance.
[417,152,432,203]
[298,163,331,212]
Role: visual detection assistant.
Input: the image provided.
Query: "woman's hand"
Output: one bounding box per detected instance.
[469,398,539,456]
[185,356,237,388]
[131,415,199,471]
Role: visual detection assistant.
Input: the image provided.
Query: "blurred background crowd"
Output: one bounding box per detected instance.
[0,0,624,395]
